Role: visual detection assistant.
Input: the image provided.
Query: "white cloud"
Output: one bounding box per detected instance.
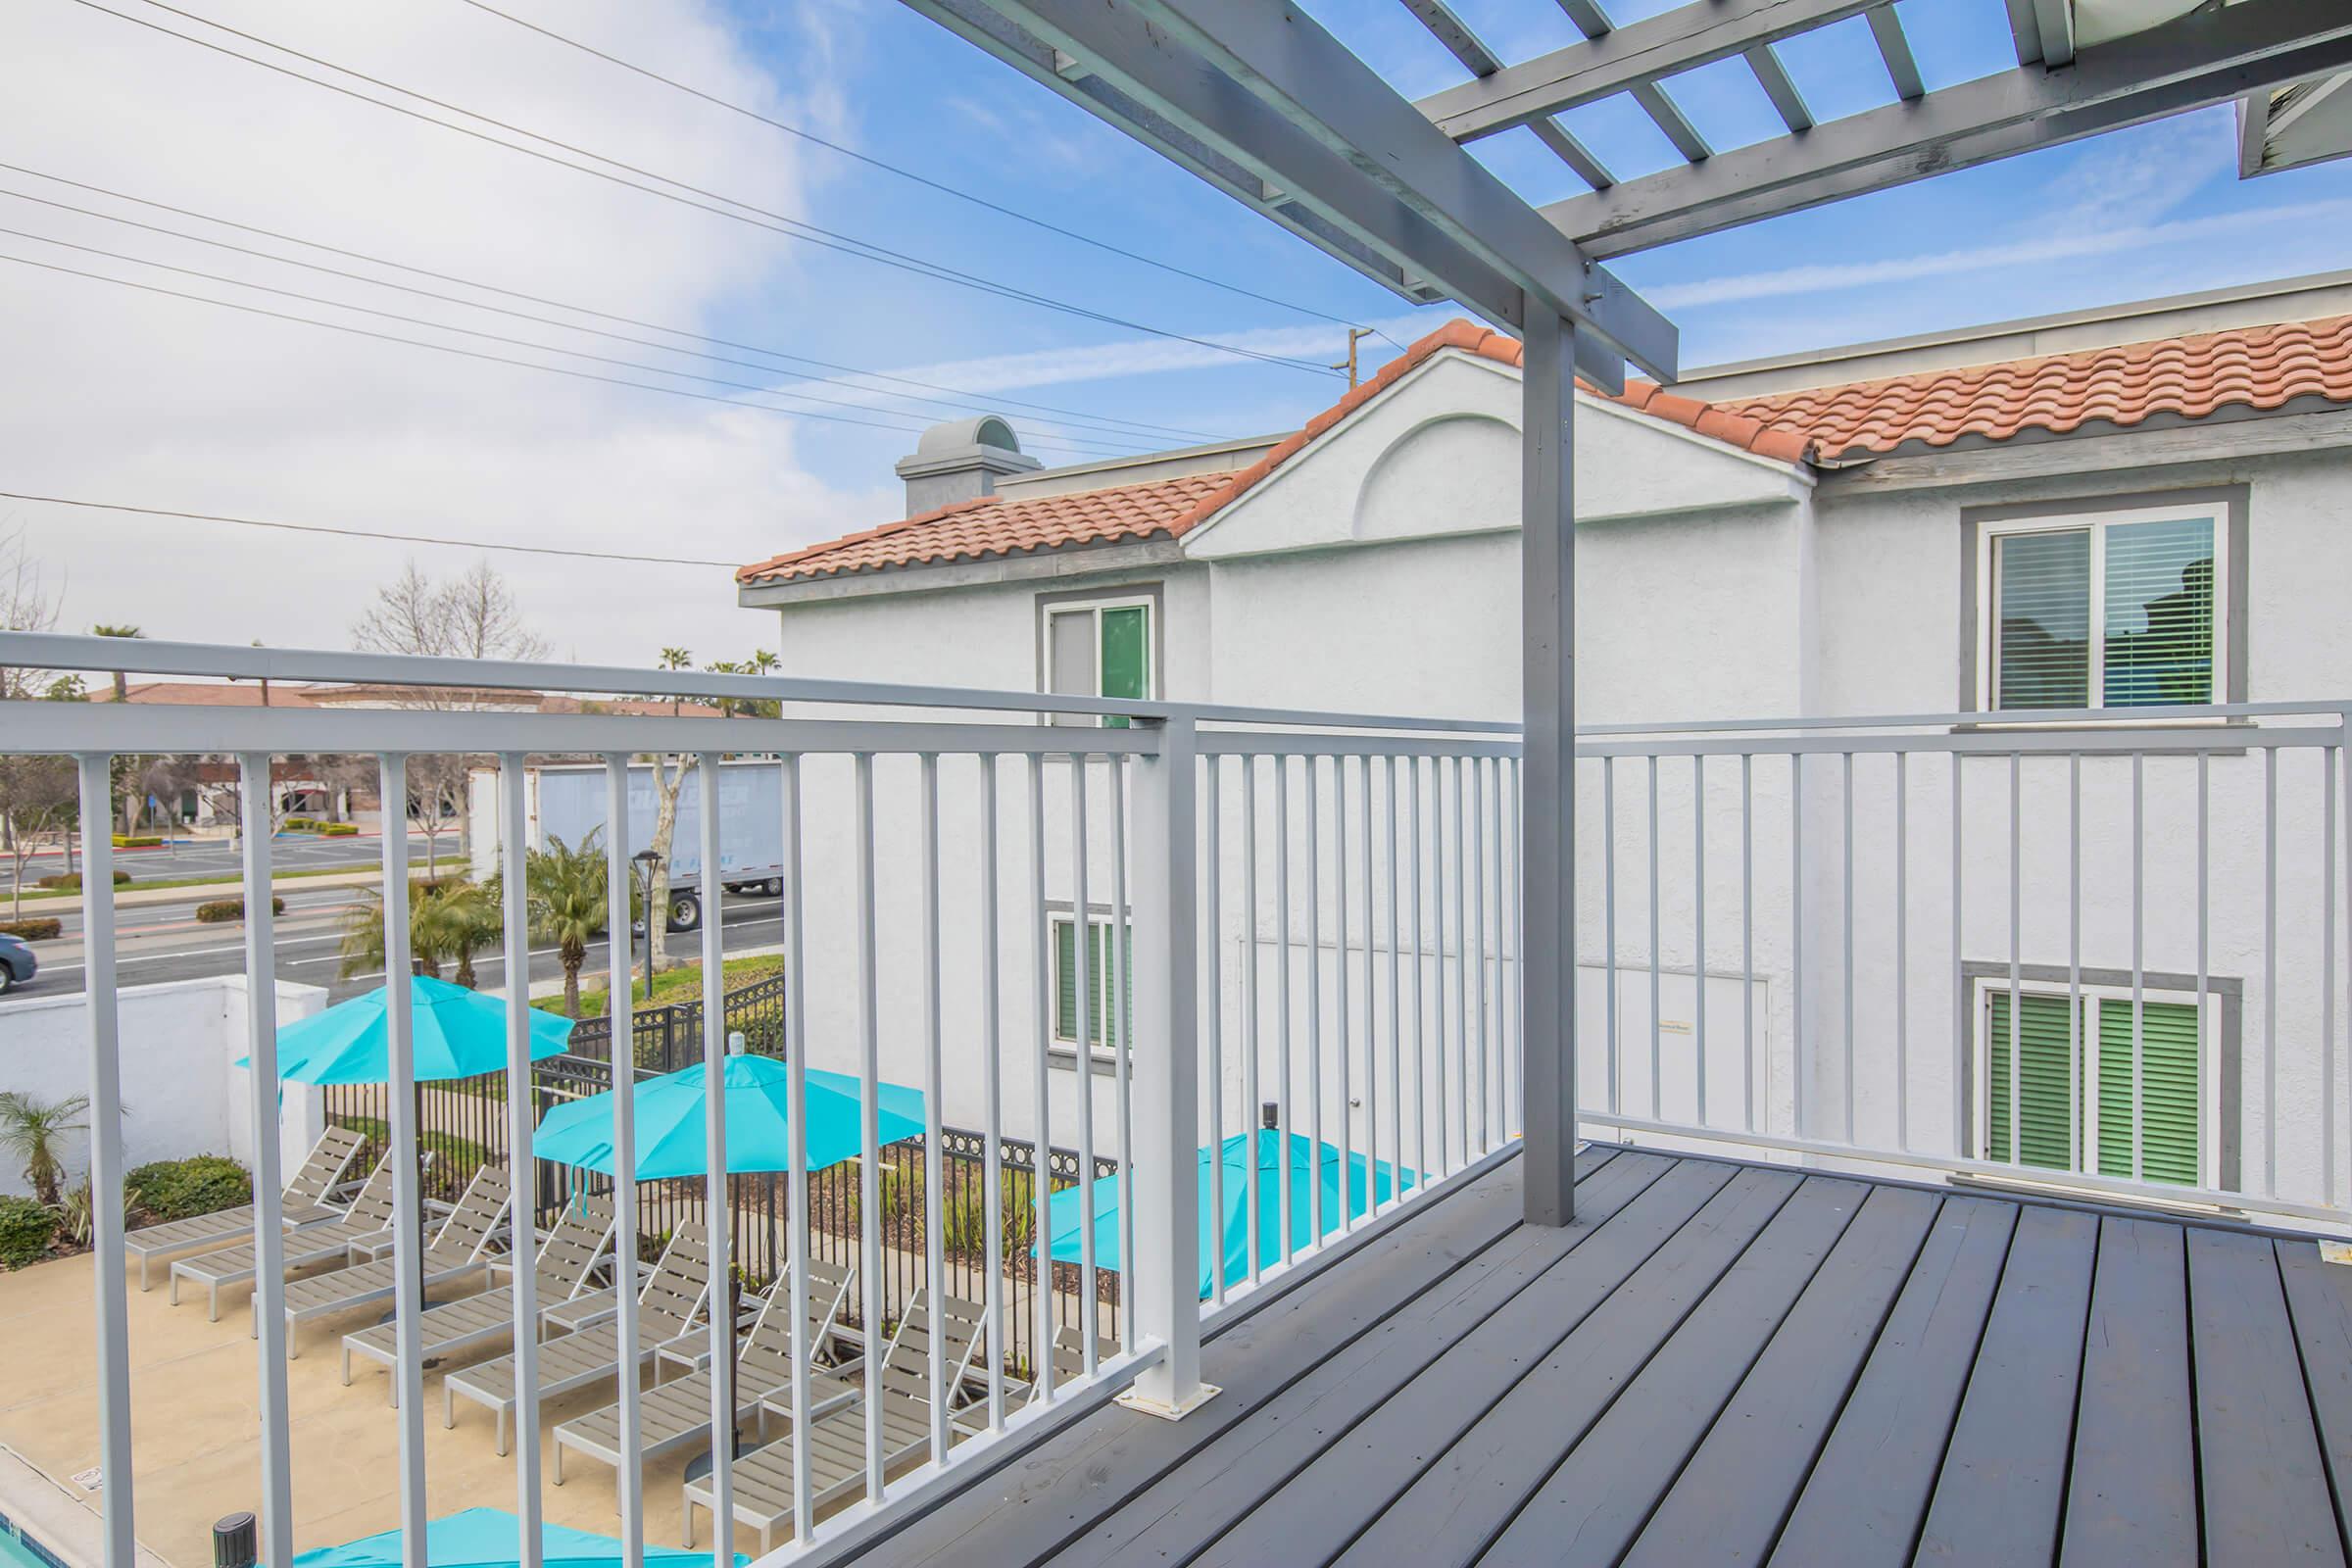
[0,0,894,669]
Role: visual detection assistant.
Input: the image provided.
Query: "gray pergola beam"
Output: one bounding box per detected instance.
[900,0,1674,385]
[1745,42,1814,132]
[1549,0,2352,258]
[1116,0,1677,382]
[1867,7,1926,102]
[1419,0,1884,142]
[1396,0,1619,188]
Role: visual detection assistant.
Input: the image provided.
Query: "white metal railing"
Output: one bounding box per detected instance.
[1578,702,2352,1229]
[0,631,1513,1568]
[8,625,2345,1568]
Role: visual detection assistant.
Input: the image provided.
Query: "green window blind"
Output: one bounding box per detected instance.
[2103,516,2216,708]
[1986,991,2079,1170]
[1054,918,1133,1047]
[1993,530,2090,710]
[2096,999,2200,1186]
[1099,605,1147,729]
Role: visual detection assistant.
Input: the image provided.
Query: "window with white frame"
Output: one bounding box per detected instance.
[1974,978,2207,1188]
[1051,912,1132,1054]
[1979,502,2225,712]
[1043,594,1152,727]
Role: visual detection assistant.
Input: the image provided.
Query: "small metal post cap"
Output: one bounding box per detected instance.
[213,1513,258,1568]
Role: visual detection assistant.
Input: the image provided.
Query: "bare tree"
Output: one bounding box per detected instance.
[0,753,75,918]
[353,560,550,872]
[0,524,63,704]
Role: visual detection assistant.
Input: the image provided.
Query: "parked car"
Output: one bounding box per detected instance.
[0,933,37,994]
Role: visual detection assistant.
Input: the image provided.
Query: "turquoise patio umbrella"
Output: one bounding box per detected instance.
[258,975,575,1085]
[292,1506,740,1568]
[1044,1128,1416,1298]
[534,1053,925,1181]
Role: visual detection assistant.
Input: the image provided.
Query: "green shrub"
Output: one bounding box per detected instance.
[34,871,132,891]
[125,1155,250,1221]
[320,823,359,837]
[0,1196,58,1270]
[0,918,61,941]
[194,897,286,923]
[111,835,163,849]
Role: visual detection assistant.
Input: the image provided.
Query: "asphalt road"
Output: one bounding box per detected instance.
[0,830,443,890]
[0,880,782,1004]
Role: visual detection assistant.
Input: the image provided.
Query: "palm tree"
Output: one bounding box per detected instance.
[659,647,691,716]
[0,1091,88,1208]
[338,877,498,983]
[526,829,608,1016]
[90,624,141,706]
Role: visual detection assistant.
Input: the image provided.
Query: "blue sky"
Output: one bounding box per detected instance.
[3,0,2349,664]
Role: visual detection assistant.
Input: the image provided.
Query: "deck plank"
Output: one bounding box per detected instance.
[2058,1217,2196,1568]
[1482,1176,1908,1568]
[2278,1238,2352,1546]
[1914,1203,2099,1567]
[1036,1149,1681,1568]
[1767,1195,2017,1568]
[2187,1227,2345,1564]
[828,1149,1589,1568]
[1617,1186,1945,1568]
[1328,1165,1806,1568]
[1178,1154,1736,1568]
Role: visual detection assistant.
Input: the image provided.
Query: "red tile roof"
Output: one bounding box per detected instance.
[742,313,2352,584]
[1725,312,2352,463]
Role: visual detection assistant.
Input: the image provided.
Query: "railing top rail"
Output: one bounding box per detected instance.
[1580,700,2350,737]
[0,630,1512,737]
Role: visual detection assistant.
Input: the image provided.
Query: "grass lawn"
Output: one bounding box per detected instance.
[572,953,784,1017]
[7,857,467,903]
[334,1114,491,1173]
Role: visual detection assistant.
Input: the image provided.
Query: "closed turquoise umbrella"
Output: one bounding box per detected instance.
[292,1506,738,1568]
[259,976,574,1085]
[534,1054,924,1181]
[1044,1129,1415,1298]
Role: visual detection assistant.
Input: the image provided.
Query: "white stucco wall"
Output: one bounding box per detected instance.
[750,347,2352,1213]
[0,976,329,1198]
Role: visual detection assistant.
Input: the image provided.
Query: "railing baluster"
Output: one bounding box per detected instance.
[1742,754,1755,1134]
[1069,752,1099,1366]
[601,756,646,1564]
[1894,751,1908,1152]
[377,753,428,1568]
[696,754,735,1525]
[977,754,1007,1419]
[2133,750,2148,1188]
[2196,751,2210,1194]
[1509,759,1525,1140]
[1692,754,1706,1131]
[2008,753,2021,1171]
[2267,742,2278,1198]
[1274,754,1296,1257]
[1791,752,1804,1141]
[919,753,948,1459]
[1109,753,1135,1350]
[1028,756,1056,1399]
[1648,754,1662,1123]
[1452,754,1471,1164]
[1950,755,1965,1160]
[1409,756,1428,1188]
[1432,760,1451,1172]
[1335,755,1353,1232]
[1472,755,1491,1151]
[2070,753,2082,1177]
[1386,756,1404,1208]
[2326,746,2338,1208]
[236,753,291,1568]
[75,755,133,1568]
[497,755,542,1567]
[1203,756,1226,1302]
[1604,757,1618,1117]
[1242,754,1262,1290]
[1304,755,1324,1247]
[777,754,812,1540]
[1843,752,1855,1143]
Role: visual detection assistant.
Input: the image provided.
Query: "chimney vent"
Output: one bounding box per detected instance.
[895,416,1041,514]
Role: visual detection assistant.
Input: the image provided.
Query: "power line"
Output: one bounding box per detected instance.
[0,163,1217,444]
[70,0,1348,380]
[0,248,1147,447]
[0,490,747,566]
[455,0,1408,354]
[0,223,1156,457]
[0,175,1207,447]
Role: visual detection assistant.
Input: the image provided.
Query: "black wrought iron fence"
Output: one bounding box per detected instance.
[323,967,1113,1376]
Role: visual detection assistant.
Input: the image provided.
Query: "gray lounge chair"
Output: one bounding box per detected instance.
[444,1223,710,1456]
[553,1259,858,1487]
[168,1154,400,1322]
[341,1188,616,1396]
[123,1125,367,1289]
[682,1290,989,1553]
[271,1165,512,1353]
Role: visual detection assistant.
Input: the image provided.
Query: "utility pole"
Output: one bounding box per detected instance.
[1332,326,1374,388]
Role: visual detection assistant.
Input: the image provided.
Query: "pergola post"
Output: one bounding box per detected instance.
[1521,308,1578,1226]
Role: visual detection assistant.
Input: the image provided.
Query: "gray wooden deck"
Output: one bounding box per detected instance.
[825,1144,2352,1568]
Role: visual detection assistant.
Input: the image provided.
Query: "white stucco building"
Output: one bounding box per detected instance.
[733,271,2352,1209]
